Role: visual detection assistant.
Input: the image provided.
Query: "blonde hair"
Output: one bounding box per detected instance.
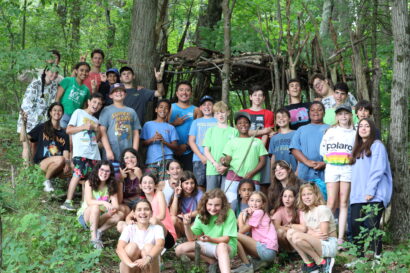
[213,101,230,114]
[249,191,269,213]
[334,110,353,128]
[297,183,325,212]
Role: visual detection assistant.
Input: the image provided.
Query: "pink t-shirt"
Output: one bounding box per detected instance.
[248,209,278,251]
[272,206,302,225]
[152,192,178,240]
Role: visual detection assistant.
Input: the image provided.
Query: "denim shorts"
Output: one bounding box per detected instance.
[60,113,71,129]
[321,237,338,257]
[78,214,89,230]
[193,161,206,186]
[256,241,276,262]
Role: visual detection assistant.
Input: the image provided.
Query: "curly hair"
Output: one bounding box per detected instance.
[268,160,302,211]
[297,183,325,213]
[88,160,117,196]
[120,147,142,169]
[273,186,300,224]
[197,189,230,225]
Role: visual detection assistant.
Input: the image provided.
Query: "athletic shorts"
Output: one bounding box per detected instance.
[325,164,352,183]
[164,232,175,249]
[72,157,98,179]
[193,161,206,186]
[78,214,89,229]
[256,241,276,262]
[197,241,233,259]
[259,155,271,185]
[321,237,338,257]
[145,159,172,181]
[224,171,260,203]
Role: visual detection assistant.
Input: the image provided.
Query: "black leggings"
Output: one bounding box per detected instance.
[350,202,384,256]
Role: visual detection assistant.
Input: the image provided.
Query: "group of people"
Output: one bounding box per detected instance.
[18,48,393,273]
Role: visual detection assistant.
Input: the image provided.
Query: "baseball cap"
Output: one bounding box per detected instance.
[234,111,251,124]
[199,95,214,105]
[110,83,126,93]
[335,104,352,113]
[106,68,119,76]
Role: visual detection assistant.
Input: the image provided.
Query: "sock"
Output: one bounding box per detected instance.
[305,261,315,267]
[319,259,326,265]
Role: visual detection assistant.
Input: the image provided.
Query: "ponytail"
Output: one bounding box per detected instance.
[40,66,47,98]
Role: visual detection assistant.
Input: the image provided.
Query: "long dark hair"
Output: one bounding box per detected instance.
[40,64,59,98]
[120,148,142,169]
[235,179,255,216]
[350,118,377,164]
[268,160,301,211]
[43,102,64,140]
[273,186,300,224]
[88,160,117,196]
[170,170,199,214]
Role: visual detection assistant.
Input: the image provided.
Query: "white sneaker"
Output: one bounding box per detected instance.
[43,180,55,192]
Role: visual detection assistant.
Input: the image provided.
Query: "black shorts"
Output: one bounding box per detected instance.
[164,231,175,249]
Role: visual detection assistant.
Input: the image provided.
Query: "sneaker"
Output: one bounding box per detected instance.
[60,200,76,211]
[251,258,269,271]
[345,259,364,268]
[319,257,335,273]
[302,263,320,273]
[43,180,55,192]
[96,229,103,241]
[91,239,103,249]
[208,263,218,273]
[232,263,253,273]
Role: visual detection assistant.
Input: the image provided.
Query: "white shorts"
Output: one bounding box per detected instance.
[321,237,338,257]
[325,164,352,183]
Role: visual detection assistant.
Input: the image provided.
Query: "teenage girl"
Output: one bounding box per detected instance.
[320,105,356,247]
[119,148,143,213]
[56,62,91,128]
[18,64,59,161]
[267,160,303,212]
[231,179,255,217]
[349,118,392,257]
[287,183,337,273]
[234,191,278,273]
[28,102,70,192]
[77,161,124,249]
[271,187,303,251]
[170,170,203,238]
[116,199,165,273]
[134,174,177,250]
[157,160,183,205]
[175,189,237,273]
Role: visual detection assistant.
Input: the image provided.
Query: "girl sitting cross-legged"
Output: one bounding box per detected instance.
[175,189,237,273]
[286,183,337,273]
[116,199,165,273]
[233,191,278,273]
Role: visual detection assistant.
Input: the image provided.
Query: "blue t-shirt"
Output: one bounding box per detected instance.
[169,103,196,155]
[268,131,297,172]
[188,117,217,162]
[181,190,203,214]
[140,121,179,164]
[289,123,330,181]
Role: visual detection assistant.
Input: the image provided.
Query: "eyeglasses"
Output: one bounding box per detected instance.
[99,168,111,174]
[124,156,137,160]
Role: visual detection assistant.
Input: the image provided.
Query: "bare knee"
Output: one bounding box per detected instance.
[216,242,229,255]
[142,243,154,255]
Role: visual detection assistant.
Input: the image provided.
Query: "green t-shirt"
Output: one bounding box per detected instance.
[324,108,359,126]
[191,209,237,257]
[60,77,90,115]
[203,126,238,175]
[77,187,109,217]
[222,137,268,181]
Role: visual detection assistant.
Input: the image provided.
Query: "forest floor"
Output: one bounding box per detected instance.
[0,112,404,273]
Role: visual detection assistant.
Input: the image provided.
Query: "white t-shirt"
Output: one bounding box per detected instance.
[302,205,336,234]
[68,109,100,160]
[119,224,164,249]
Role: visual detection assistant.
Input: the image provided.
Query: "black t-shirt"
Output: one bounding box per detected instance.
[284,102,311,130]
[28,123,70,163]
[124,88,155,124]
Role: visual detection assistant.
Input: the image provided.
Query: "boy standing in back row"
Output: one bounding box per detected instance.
[240,85,274,194]
[284,79,310,130]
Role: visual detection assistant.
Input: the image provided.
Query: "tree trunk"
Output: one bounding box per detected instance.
[128,0,158,88]
[389,0,410,242]
[350,31,370,101]
[21,0,27,49]
[319,0,333,37]
[105,8,116,69]
[371,58,382,129]
[195,0,222,47]
[221,0,235,104]
[70,0,81,68]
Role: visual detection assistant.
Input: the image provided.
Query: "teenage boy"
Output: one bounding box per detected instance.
[120,66,164,124]
[220,112,268,203]
[240,85,274,194]
[284,79,310,130]
[141,99,179,180]
[169,81,202,171]
[269,108,298,173]
[188,95,217,191]
[99,83,141,164]
[323,82,359,125]
[355,100,381,139]
[310,73,357,109]
[60,93,104,211]
[203,101,238,191]
[83,49,105,93]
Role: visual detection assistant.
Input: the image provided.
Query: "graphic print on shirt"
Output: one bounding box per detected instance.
[289,107,309,126]
[42,133,66,157]
[249,114,265,130]
[68,86,86,105]
[112,112,132,141]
